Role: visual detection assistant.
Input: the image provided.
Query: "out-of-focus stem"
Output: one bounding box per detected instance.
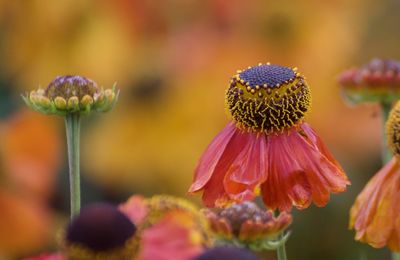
[65,113,81,218]
[276,233,287,260]
[381,102,392,164]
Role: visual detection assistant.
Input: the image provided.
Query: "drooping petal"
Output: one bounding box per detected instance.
[223,132,268,201]
[261,132,312,211]
[261,123,349,211]
[189,123,237,192]
[300,123,345,172]
[193,124,249,207]
[350,158,400,251]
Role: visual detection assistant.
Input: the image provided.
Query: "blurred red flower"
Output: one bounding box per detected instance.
[138,211,204,260]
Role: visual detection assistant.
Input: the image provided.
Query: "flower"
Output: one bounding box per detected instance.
[189,63,350,211]
[61,203,137,260]
[0,109,62,200]
[203,201,291,250]
[350,100,400,251]
[338,58,400,104]
[195,246,259,260]
[22,75,118,116]
[119,195,211,260]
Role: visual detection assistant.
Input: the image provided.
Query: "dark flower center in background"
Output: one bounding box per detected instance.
[46,75,99,100]
[218,201,270,236]
[66,203,136,252]
[226,63,311,133]
[195,246,259,260]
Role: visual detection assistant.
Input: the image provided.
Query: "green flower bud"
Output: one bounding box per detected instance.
[22,75,119,116]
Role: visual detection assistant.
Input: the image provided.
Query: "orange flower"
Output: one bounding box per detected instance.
[350,101,400,251]
[189,63,350,211]
[0,109,62,200]
[350,158,400,251]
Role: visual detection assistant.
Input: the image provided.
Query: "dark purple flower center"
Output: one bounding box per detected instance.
[239,64,295,89]
[218,201,271,236]
[66,203,136,252]
[45,75,99,100]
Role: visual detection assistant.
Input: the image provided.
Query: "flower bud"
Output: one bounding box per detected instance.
[22,75,118,116]
[338,59,400,104]
[67,96,79,111]
[204,201,292,250]
[54,96,67,110]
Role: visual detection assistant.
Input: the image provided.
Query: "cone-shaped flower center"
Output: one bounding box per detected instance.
[386,101,400,156]
[66,203,136,252]
[226,63,311,133]
[218,201,271,236]
[46,75,99,100]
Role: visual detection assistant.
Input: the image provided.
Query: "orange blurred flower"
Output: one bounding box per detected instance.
[189,64,349,211]
[0,189,52,257]
[0,109,62,200]
[0,109,61,257]
[350,101,400,251]
[350,158,400,251]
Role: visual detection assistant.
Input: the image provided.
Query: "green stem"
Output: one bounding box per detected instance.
[380,102,399,260]
[381,102,392,164]
[65,113,81,218]
[393,253,400,260]
[276,233,287,260]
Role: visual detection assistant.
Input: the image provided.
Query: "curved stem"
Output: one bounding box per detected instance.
[276,233,287,260]
[65,113,81,218]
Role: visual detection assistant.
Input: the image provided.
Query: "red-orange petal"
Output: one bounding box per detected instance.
[192,124,249,207]
[350,157,400,251]
[189,123,237,193]
[223,132,268,201]
[261,123,349,211]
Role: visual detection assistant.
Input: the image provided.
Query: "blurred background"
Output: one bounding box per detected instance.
[0,0,399,259]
